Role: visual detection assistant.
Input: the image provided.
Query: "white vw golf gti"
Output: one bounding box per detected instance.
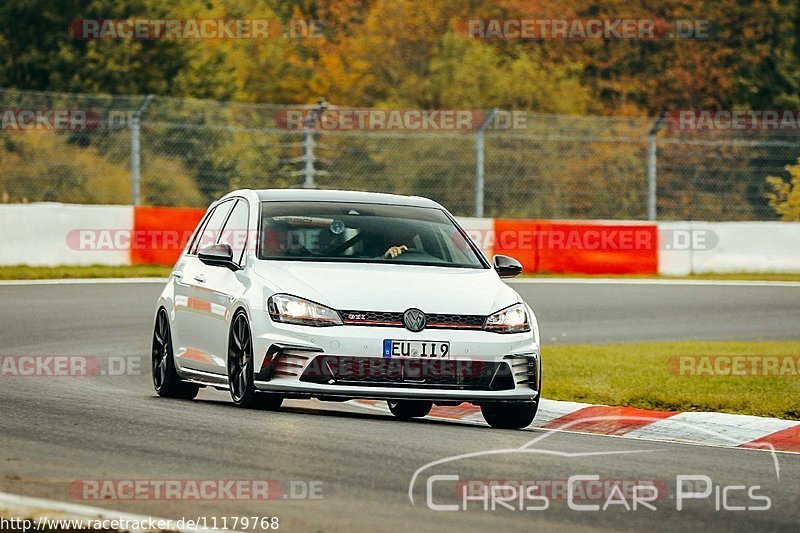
[152,189,541,428]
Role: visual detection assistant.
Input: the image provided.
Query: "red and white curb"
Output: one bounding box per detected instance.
[352,399,800,453]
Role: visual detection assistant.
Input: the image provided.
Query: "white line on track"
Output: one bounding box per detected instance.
[0,277,166,286]
[509,278,800,287]
[0,491,225,532]
[1,277,799,287]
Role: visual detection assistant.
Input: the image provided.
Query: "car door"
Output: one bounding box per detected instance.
[172,199,235,374]
[189,198,252,374]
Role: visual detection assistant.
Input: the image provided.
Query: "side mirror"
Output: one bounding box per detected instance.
[198,243,240,271]
[493,254,523,278]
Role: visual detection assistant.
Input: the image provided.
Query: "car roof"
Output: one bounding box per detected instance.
[247,189,442,209]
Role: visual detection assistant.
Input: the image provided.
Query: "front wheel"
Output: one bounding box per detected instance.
[152,308,199,400]
[387,400,432,420]
[228,310,283,410]
[481,401,538,429]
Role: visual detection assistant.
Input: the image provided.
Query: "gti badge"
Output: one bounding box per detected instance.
[402,308,427,332]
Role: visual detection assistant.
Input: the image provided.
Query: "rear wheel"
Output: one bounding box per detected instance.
[387,400,432,420]
[228,310,283,410]
[151,308,199,400]
[481,401,538,429]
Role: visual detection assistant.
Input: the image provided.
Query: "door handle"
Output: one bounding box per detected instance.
[171,270,183,279]
[193,274,206,283]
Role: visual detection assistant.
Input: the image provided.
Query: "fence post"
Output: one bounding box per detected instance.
[647,134,656,221]
[475,109,497,218]
[300,99,327,189]
[130,94,154,206]
[647,113,668,221]
[302,131,316,189]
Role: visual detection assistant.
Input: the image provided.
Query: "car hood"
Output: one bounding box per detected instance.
[252,261,520,315]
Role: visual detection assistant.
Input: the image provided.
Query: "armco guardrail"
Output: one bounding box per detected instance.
[0,204,799,274]
[656,221,800,275]
[0,203,132,266]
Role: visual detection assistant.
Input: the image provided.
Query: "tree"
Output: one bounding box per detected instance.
[765,159,800,221]
[0,0,198,95]
[425,33,592,113]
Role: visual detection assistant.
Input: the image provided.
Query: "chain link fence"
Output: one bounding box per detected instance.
[1,88,798,220]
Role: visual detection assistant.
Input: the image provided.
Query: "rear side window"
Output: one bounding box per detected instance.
[189,200,234,255]
[218,199,250,264]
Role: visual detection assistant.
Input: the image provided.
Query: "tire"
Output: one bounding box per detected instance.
[228,310,283,410]
[152,308,200,400]
[481,401,539,429]
[387,400,432,420]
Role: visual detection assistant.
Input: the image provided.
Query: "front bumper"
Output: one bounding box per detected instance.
[254,380,538,402]
[250,319,540,403]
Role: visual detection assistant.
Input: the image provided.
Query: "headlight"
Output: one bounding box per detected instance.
[267,294,343,327]
[484,303,530,334]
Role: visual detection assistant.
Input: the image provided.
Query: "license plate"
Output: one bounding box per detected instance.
[383,340,450,359]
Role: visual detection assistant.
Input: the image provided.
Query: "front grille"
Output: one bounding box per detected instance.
[427,314,485,329]
[339,310,486,330]
[340,310,403,326]
[300,355,514,391]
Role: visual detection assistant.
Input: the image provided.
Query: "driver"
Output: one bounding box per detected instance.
[380,228,415,259]
[383,244,408,258]
[359,226,415,259]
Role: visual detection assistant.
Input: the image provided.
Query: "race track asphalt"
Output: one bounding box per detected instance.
[0,280,798,532]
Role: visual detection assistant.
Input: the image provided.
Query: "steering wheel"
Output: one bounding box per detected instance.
[391,248,432,261]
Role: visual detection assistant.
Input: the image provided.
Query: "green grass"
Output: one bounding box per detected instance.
[544,341,800,419]
[1,265,799,282]
[666,272,800,282]
[521,272,800,282]
[0,264,172,280]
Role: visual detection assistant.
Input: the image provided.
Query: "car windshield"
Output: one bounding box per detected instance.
[258,201,486,269]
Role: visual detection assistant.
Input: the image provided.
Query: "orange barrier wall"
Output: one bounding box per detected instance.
[493,219,658,275]
[131,206,205,266]
[131,208,657,275]
[492,219,542,273]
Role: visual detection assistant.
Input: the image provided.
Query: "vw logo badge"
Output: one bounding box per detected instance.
[402,308,427,332]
